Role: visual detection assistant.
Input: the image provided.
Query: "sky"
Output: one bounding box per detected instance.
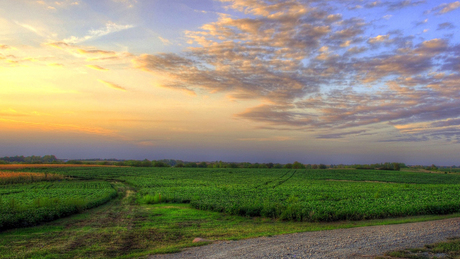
[1,0,460,165]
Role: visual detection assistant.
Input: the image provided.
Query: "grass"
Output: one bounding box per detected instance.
[2,180,460,259]
[378,237,460,258]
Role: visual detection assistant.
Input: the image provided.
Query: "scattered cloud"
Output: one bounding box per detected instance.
[237,136,294,142]
[158,36,171,46]
[86,64,109,71]
[14,21,47,37]
[437,22,455,30]
[63,22,134,44]
[48,63,64,67]
[428,1,460,15]
[0,118,119,137]
[46,41,131,61]
[98,80,127,91]
[387,0,426,11]
[126,0,460,143]
[316,130,368,139]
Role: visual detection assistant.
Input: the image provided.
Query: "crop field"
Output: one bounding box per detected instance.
[0,164,113,170]
[0,171,65,184]
[21,167,460,221]
[0,180,117,230]
[1,166,460,258]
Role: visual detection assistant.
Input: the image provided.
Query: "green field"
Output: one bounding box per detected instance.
[26,167,460,221]
[0,180,117,230]
[1,167,460,258]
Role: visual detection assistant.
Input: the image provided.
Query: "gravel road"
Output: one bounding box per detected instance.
[150,217,460,259]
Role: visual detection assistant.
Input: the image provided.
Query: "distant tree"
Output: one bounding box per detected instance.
[42,155,58,163]
[228,163,238,168]
[266,163,274,169]
[393,163,400,171]
[0,160,7,164]
[197,162,207,168]
[318,164,327,169]
[258,163,268,168]
[153,161,169,167]
[305,164,312,169]
[175,163,184,167]
[284,163,293,169]
[311,164,318,169]
[66,160,83,165]
[185,162,197,168]
[250,163,260,168]
[292,161,306,169]
[141,159,152,167]
[273,163,283,169]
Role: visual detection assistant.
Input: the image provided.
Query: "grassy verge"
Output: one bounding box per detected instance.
[1,181,460,258]
[378,237,460,259]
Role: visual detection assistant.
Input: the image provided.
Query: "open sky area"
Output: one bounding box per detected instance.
[1,0,460,165]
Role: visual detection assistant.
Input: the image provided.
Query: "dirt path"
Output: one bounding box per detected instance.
[150,217,460,259]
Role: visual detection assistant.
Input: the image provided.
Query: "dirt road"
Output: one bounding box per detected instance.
[150,217,460,258]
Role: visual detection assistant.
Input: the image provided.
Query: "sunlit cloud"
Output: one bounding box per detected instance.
[0,118,119,137]
[14,21,47,37]
[158,36,171,46]
[47,63,64,67]
[237,136,295,142]
[428,1,460,15]
[86,65,108,71]
[63,22,134,44]
[98,79,127,91]
[316,130,368,139]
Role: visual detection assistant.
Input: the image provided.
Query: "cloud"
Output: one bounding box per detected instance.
[48,63,64,67]
[414,19,428,27]
[316,130,367,139]
[14,21,47,37]
[98,80,127,91]
[428,1,460,15]
[128,0,460,144]
[0,109,30,117]
[46,41,130,61]
[86,65,109,71]
[367,34,391,44]
[365,1,383,8]
[158,36,171,45]
[0,45,11,50]
[379,136,430,142]
[112,0,137,8]
[0,118,119,137]
[437,22,455,30]
[387,0,426,11]
[63,22,134,44]
[237,136,294,142]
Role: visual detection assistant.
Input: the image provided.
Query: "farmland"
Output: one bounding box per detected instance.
[1,166,460,258]
[0,171,117,231]
[23,167,460,221]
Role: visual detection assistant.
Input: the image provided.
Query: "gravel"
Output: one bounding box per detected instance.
[149,217,460,259]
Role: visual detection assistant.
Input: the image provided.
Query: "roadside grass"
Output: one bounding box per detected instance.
[2,181,460,258]
[378,237,460,259]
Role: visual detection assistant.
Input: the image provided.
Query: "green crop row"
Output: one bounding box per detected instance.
[0,181,117,230]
